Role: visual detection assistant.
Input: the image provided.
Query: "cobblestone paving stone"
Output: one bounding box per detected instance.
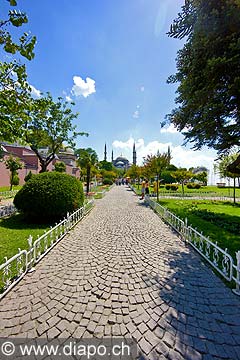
[1,186,240,359]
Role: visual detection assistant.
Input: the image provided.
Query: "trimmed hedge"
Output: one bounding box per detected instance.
[165,184,178,191]
[14,172,84,222]
[103,178,113,185]
[186,183,201,189]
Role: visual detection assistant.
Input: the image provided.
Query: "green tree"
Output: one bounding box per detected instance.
[171,169,193,195]
[193,171,208,185]
[99,160,113,171]
[75,148,98,194]
[215,153,240,203]
[0,0,36,142]
[144,151,170,201]
[54,161,66,173]
[126,165,142,188]
[5,155,22,190]
[24,93,88,172]
[167,0,240,167]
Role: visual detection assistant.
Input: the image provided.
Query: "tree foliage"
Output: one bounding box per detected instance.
[143,151,170,200]
[54,161,66,173]
[24,93,88,172]
[0,0,36,142]
[75,148,98,193]
[167,0,240,164]
[171,169,193,195]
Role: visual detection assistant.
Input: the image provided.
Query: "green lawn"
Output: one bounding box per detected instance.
[0,185,22,192]
[157,198,240,260]
[0,214,51,263]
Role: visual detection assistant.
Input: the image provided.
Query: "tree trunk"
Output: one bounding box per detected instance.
[182,181,184,195]
[39,162,48,173]
[86,166,91,193]
[10,171,13,191]
[233,176,236,204]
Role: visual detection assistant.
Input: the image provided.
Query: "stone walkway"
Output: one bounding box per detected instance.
[0,186,240,359]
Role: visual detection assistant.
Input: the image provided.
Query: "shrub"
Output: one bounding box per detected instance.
[165,184,178,191]
[14,172,84,222]
[12,174,20,186]
[187,183,201,189]
[103,178,113,185]
[24,171,33,182]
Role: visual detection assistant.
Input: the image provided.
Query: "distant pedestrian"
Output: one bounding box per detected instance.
[141,179,146,199]
[145,180,149,196]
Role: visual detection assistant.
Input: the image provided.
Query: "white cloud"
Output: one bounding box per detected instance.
[136,105,140,109]
[71,76,96,98]
[140,86,145,92]
[133,110,140,119]
[66,95,73,102]
[112,136,219,183]
[160,123,179,134]
[30,85,41,98]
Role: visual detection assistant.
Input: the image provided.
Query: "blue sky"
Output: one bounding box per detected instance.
[3,0,221,182]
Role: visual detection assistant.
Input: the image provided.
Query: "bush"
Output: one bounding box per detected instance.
[12,174,20,186]
[24,171,33,182]
[103,178,113,185]
[186,183,201,189]
[14,172,84,222]
[165,184,178,191]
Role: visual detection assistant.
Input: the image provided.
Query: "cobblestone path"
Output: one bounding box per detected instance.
[1,186,240,359]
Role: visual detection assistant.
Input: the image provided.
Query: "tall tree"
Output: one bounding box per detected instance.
[0,0,36,142]
[24,93,88,172]
[167,0,240,168]
[75,148,98,194]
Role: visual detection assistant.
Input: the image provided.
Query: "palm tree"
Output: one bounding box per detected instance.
[75,148,98,194]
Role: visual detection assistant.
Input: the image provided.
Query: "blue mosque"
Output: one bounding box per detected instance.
[103,143,136,170]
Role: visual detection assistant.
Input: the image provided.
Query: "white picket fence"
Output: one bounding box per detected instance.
[0,204,17,218]
[144,195,240,296]
[0,200,94,299]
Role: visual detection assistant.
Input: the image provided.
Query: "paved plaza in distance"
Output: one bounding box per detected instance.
[0,186,240,359]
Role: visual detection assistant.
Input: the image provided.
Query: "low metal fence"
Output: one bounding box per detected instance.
[144,195,240,295]
[0,200,94,299]
[0,204,16,218]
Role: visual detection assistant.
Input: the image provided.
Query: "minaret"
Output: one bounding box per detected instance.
[111,150,113,162]
[104,143,107,161]
[167,145,171,164]
[133,142,136,165]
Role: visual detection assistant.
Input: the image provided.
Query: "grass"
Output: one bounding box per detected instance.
[0,185,22,192]
[0,214,51,263]
[157,198,240,260]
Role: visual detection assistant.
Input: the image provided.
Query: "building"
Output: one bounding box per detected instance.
[0,143,80,187]
[104,143,137,170]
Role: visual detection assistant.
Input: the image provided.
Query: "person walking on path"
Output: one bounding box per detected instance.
[145,179,150,196]
[140,179,146,199]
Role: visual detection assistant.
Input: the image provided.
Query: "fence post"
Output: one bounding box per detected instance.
[27,235,35,272]
[233,251,240,296]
